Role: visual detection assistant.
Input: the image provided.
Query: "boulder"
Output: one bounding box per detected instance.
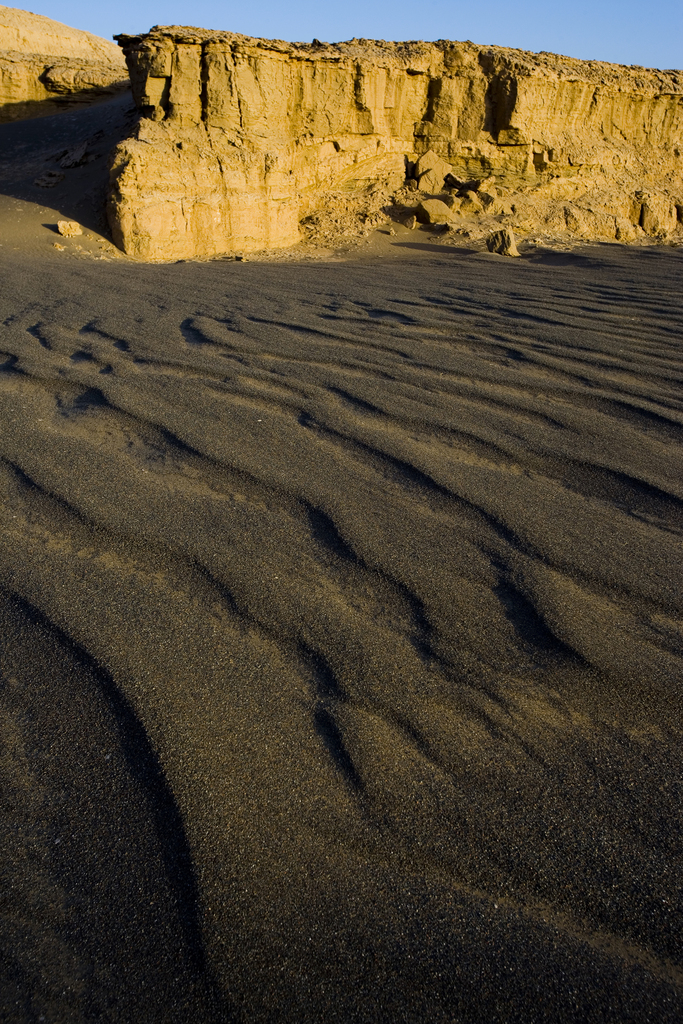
[445,173,496,194]
[478,191,497,210]
[563,205,592,236]
[444,173,465,190]
[640,197,678,236]
[415,150,447,177]
[459,191,484,215]
[415,149,452,194]
[486,228,520,256]
[564,204,623,239]
[615,216,639,241]
[472,175,496,193]
[416,199,453,224]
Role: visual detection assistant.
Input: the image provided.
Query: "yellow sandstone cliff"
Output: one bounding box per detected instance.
[108,26,683,259]
[0,5,127,122]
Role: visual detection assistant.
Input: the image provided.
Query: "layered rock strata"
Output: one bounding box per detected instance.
[109,26,683,259]
[0,5,127,122]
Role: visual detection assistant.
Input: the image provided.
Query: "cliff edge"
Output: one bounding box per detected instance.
[0,5,128,122]
[109,26,683,259]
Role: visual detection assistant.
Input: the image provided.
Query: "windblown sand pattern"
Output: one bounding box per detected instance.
[0,202,682,1018]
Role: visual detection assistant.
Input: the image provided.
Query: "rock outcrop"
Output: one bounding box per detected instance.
[108,26,683,259]
[0,5,127,122]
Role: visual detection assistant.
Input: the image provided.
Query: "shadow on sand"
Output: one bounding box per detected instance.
[0,91,135,237]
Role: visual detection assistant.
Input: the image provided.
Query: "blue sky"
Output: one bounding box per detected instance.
[14,1,683,69]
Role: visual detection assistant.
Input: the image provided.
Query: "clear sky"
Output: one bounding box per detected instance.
[11,0,683,70]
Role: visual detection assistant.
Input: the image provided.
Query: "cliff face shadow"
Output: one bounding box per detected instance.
[392,240,477,255]
[519,246,614,267]
[0,588,227,1024]
[0,90,135,237]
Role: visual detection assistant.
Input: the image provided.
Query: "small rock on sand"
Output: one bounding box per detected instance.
[57,220,82,237]
[59,141,88,168]
[34,171,65,188]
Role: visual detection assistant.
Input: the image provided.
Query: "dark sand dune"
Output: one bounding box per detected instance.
[0,590,223,1022]
[1,112,682,1022]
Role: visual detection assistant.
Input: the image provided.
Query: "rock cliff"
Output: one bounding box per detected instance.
[0,5,127,122]
[109,26,683,259]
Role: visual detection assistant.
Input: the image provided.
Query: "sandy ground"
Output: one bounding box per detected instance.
[1,96,682,1024]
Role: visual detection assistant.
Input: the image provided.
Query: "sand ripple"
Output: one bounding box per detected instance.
[0,244,681,1022]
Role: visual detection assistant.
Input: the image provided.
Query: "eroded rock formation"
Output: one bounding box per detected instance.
[0,5,127,122]
[109,26,683,259]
